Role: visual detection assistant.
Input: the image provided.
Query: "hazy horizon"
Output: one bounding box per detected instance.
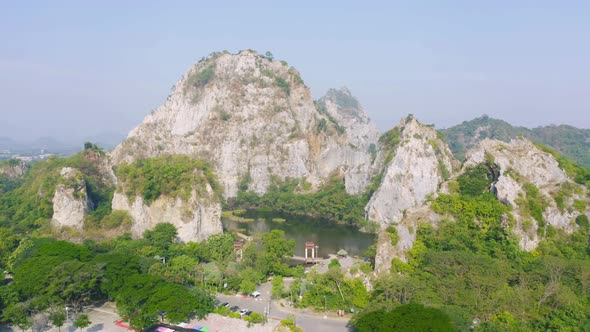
[1,1,589,142]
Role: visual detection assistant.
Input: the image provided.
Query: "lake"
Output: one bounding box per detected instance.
[222,210,376,258]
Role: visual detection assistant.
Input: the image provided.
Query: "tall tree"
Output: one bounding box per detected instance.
[48,308,66,332]
[260,229,294,275]
[73,314,91,331]
[144,223,178,254]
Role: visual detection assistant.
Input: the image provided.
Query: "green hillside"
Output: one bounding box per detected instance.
[443,115,590,168]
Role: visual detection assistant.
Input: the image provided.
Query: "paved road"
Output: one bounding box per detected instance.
[0,302,121,332]
[217,282,349,332]
[1,282,349,332]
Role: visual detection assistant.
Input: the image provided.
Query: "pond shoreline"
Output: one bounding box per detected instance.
[222,209,376,258]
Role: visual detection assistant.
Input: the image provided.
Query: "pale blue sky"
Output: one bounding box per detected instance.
[1,1,589,142]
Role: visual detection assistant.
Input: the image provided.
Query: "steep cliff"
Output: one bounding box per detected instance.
[111,189,222,243]
[52,167,92,229]
[112,155,223,242]
[365,116,457,226]
[0,159,27,178]
[110,50,378,198]
[464,138,589,250]
[315,87,381,194]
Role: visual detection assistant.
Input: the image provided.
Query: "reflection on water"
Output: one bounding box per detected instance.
[222,211,376,258]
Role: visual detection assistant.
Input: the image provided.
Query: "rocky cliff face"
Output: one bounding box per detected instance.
[367,117,457,273]
[443,115,590,168]
[366,116,457,226]
[373,206,442,274]
[0,160,27,178]
[111,185,222,242]
[52,167,92,229]
[372,135,590,273]
[110,50,378,197]
[315,88,381,194]
[464,138,589,250]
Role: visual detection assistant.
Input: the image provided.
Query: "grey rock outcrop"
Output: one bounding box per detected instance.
[0,159,27,178]
[465,138,568,187]
[365,116,457,226]
[112,185,222,243]
[464,138,588,250]
[110,50,379,198]
[373,206,440,274]
[316,87,381,194]
[52,167,92,229]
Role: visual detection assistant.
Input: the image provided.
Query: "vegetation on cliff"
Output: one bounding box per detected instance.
[443,115,590,168]
[230,176,370,228]
[0,145,115,232]
[115,155,221,205]
[353,159,590,331]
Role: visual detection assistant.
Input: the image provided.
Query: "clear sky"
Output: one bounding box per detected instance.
[1,1,589,142]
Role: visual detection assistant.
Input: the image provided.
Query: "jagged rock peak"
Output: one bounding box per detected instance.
[365,115,457,226]
[318,87,366,123]
[316,87,381,193]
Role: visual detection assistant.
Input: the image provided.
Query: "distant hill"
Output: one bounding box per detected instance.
[82,130,128,150]
[0,131,125,156]
[28,136,78,152]
[442,115,590,168]
[0,136,23,150]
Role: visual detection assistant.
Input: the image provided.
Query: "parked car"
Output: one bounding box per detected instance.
[244,311,253,316]
[214,300,221,307]
[251,291,261,298]
[221,302,229,307]
[230,305,239,312]
[239,308,249,316]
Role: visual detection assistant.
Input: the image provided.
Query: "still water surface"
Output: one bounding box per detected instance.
[222,211,375,258]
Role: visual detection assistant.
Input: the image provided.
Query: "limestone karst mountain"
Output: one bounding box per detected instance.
[315,87,381,194]
[365,116,459,274]
[366,115,458,227]
[464,138,589,251]
[372,136,590,274]
[2,50,589,261]
[110,50,379,198]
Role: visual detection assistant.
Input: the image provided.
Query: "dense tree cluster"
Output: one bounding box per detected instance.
[352,161,590,331]
[0,226,217,329]
[0,160,24,195]
[1,138,589,331]
[116,155,221,204]
[232,176,369,227]
[0,147,115,232]
[351,303,454,332]
[0,219,302,329]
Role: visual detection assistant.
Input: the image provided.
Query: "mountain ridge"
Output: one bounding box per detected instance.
[443,114,590,168]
